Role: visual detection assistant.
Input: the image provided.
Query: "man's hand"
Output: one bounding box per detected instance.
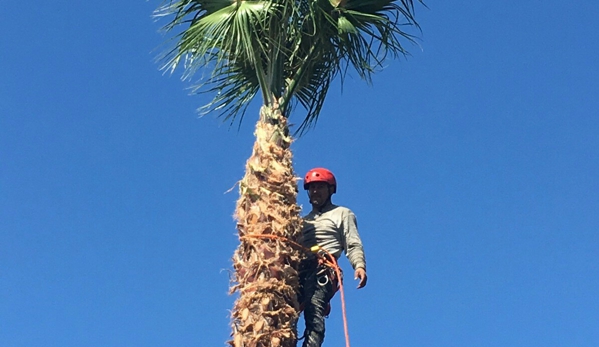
[354,268,368,289]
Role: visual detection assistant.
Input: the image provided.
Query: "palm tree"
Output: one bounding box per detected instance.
[155,0,423,346]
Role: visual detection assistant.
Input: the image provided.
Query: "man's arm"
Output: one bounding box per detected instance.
[341,209,368,288]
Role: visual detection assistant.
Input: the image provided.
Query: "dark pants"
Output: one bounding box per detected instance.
[299,259,336,347]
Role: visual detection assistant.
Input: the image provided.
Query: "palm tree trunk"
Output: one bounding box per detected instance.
[229,104,303,347]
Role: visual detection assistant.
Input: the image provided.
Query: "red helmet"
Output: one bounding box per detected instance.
[304,168,337,193]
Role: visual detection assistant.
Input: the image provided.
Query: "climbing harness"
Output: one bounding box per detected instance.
[309,245,350,347]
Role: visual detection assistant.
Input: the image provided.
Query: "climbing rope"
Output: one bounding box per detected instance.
[240,234,352,347]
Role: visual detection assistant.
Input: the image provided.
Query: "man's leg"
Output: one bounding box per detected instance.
[302,269,334,347]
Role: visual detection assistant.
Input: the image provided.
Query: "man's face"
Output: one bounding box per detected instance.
[307,181,331,208]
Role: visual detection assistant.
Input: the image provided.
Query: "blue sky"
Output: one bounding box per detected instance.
[1,1,598,347]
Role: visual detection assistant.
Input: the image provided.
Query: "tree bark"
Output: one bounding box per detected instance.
[229,105,303,347]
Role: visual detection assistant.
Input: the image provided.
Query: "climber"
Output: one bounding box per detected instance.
[298,167,368,347]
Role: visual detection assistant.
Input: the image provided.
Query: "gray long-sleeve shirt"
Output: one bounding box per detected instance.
[301,203,367,271]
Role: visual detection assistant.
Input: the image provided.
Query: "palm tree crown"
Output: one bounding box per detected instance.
[156,0,423,134]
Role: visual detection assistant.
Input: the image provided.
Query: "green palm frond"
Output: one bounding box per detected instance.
[280,0,422,134]
[196,59,260,127]
[157,0,284,123]
[158,0,273,66]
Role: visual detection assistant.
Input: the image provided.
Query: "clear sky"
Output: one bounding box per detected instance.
[1,1,598,347]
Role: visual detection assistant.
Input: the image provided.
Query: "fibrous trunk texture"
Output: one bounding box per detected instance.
[229,105,303,347]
